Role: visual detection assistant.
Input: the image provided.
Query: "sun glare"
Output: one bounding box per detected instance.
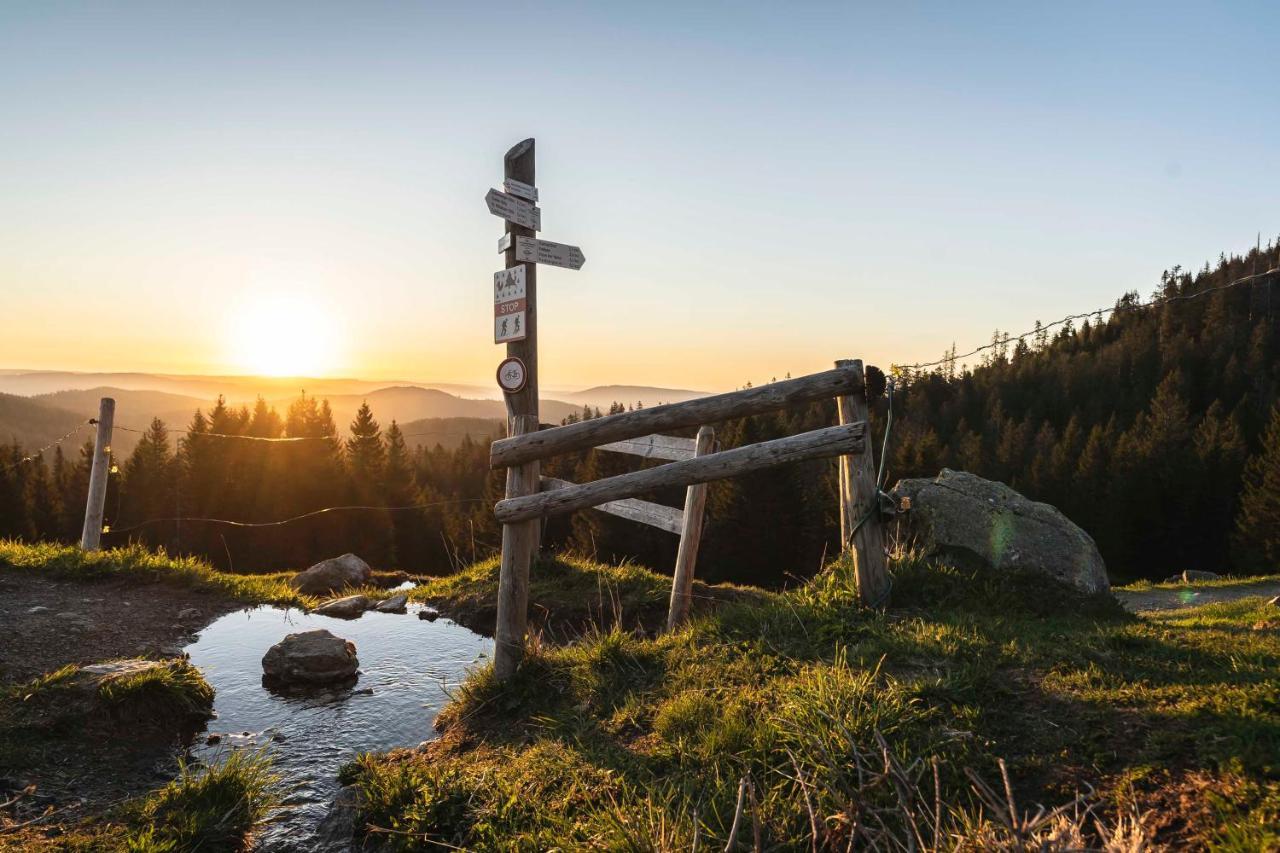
[229,293,339,377]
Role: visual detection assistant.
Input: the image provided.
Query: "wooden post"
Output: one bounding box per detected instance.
[667,426,715,630]
[494,138,539,681]
[836,359,889,606]
[80,397,115,551]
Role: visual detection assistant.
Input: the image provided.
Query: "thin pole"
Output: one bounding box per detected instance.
[494,138,539,680]
[80,397,115,550]
[666,426,715,630]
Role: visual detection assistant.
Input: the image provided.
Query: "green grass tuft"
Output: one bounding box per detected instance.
[97,659,215,720]
[121,750,280,852]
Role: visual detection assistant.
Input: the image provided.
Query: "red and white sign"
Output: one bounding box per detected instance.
[496,356,528,394]
[494,266,528,343]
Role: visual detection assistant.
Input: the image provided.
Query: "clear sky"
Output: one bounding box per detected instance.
[2,2,1277,391]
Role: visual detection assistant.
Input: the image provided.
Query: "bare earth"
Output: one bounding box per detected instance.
[0,573,240,684]
[1114,580,1280,613]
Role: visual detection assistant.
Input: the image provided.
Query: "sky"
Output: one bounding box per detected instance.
[1,1,1277,392]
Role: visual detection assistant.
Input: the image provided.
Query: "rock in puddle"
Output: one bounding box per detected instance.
[315,595,370,619]
[373,594,407,613]
[417,607,440,622]
[262,629,359,685]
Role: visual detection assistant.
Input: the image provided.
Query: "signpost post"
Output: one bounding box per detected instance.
[491,139,540,680]
[487,139,588,681]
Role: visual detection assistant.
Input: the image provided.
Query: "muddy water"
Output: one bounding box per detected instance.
[184,602,490,851]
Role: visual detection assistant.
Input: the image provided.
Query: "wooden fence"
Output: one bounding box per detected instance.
[490,358,887,680]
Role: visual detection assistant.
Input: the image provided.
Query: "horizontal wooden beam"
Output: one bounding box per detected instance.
[540,477,683,534]
[497,421,865,523]
[596,433,697,462]
[491,365,864,469]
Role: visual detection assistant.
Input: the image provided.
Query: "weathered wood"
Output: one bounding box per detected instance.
[80,397,114,551]
[597,433,697,462]
[666,426,715,630]
[540,477,683,534]
[497,422,865,523]
[494,414,539,680]
[836,359,890,606]
[493,137,540,681]
[491,365,865,469]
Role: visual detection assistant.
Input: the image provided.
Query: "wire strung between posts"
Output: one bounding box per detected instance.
[112,424,334,442]
[898,265,1279,372]
[114,424,488,442]
[103,497,491,536]
[1,419,93,472]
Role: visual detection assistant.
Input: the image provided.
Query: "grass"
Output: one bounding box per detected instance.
[119,750,280,852]
[1119,573,1280,592]
[1,751,280,852]
[0,539,412,610]
[0,659,215,773]
[344,552,1280,850]
[409,552,762,636]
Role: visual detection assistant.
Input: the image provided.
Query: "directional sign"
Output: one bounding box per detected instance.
[485,189,541,231]
[503,177,538,202]
[512,236,585,270]
[494,266,528,343]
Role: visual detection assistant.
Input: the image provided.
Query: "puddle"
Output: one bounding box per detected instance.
[184,604,490,850]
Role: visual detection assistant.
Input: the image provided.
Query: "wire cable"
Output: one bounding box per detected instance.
[0,419,93,473]
[898,265,1278,372]
[103,497,491,536]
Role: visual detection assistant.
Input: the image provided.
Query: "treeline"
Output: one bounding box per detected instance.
[2,243,1278,582]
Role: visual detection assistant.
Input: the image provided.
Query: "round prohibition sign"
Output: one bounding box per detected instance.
[496,356,528,395]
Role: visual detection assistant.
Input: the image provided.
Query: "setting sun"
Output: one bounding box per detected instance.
[228,293,340,376]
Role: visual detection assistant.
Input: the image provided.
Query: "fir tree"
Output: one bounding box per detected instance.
[1234,406,1280,569]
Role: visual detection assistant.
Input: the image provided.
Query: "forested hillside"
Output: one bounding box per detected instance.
[1,243,1276,582]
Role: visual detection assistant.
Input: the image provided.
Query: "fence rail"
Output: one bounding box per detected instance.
[490,365,865,469]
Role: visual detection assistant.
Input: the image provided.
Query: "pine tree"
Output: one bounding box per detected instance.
[347,401,386,488]
[1234,406,1280,569]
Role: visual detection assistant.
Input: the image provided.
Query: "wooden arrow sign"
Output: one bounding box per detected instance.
[485,188,541,231]
[514,236,584,270]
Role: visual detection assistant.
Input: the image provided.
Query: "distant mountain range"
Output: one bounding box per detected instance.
[0,370,710,457]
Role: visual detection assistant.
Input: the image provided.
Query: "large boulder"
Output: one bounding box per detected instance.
[261,629,359,685]
[891,469,1109,594]
[290,554,373,595]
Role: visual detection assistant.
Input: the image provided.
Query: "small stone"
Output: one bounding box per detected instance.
[271,731,287,742]
[27,606,51,614]
[373,594,407,613]
[177,607,200,620]
[315,595,370,619]
[352,687,373,696]
[206,734,221,745]
[418,608,440,622]
[1181,570,1221,583]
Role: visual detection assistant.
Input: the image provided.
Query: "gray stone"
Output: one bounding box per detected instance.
[177,607,201,620]
[417,608,440,622]
[314,784,360,852]
[315,595,370,619]
[261,629,359,685]
[289,553,373,596]
[890,469,1110,594]
[27,606,51,614]
[373,594,408,613]
[55,612,94,630]
[1181,570,1221,583]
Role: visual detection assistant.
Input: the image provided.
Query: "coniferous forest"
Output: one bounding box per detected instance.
[1,244,1277,584]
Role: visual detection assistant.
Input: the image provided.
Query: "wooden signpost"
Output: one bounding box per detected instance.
[487,138,588,680]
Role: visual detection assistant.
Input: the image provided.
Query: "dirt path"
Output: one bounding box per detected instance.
[0,572,241,684]
[1115,580,1280,613]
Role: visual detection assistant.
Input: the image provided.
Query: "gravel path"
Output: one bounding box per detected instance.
[1114,580,1280,613]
